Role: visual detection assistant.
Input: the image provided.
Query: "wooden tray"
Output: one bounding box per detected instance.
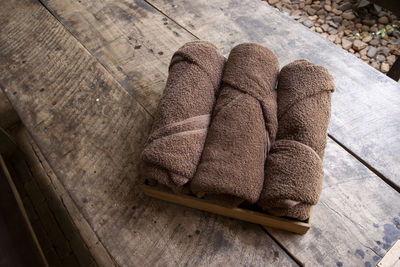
[142,184,311,234]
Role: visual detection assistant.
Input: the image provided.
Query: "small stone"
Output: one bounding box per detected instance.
[332,16,343,23]
[359,47,368,56]
[353,39,367,51]
[268,0,280,5]
[308,15,318,21]
[342,11,356,20]
[355,53,360,58]
[316,9,327,16]
[306,7,317,15]
[291,10,303,19]
[381,39,388,46]
[391,48,400,56]
[324,5,332,12]
[349,48,355,53]
[338,2,352,11]
[378,16,389,24]
[329,28,338,35]
[299,2,305,8]
[341,38,352,49]
[362,25,370,32]
[317,18,325,24]
[321,24,330,31]
[370,25,378,32]
[355,23,363,30]
[311,4,322,10]
[321,32,329,38]
[303,20,314,28]
[332,9,343,15]
[376,54,386,62]
[371,61,380,70]
[328,21,338,28]
[316,27,323,33]
[381,62,390,73]
[369,39,380,46]
[361,55,369,60]
[334,36,341,44]
[367,47,377,58]
[378,46,391,56]
[342,19,350,27]
[344,29,352,35]
[387,55,396,64]
[310,26,316,31]
[327,35,336,42]
[378,11,387,17]
[362,35,372,43]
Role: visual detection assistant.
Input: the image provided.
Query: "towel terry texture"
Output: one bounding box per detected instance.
[190,43,279,205]
[257,59,335,220]
[141,41,225,192]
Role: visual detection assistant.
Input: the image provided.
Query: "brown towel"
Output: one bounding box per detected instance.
[190,43,279,205]
[257,59,335,220]
[141,41,225,192]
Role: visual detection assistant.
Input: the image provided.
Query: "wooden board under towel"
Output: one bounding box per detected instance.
[142,184,311,235]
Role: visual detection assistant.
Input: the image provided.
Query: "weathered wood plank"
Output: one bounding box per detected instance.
[41,0,196,115]
[147,0,400,190]
[41,0,400,265]
[8,125,105,266]
[0,0,298,266]
[264,138,400,266]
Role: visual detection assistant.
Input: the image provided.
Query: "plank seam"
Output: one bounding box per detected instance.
[328,134,400,194]
[260,226,304,267]
[142,0,201,40]
[36,0,154,118]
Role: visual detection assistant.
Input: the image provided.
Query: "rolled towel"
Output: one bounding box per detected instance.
[258,59,335,220]
[141,41,225,191]
[190,43,279,205]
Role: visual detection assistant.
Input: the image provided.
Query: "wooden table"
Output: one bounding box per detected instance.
[1,0,400,266]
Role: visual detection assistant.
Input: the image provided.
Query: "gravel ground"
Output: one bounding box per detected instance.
[263,0,399,74]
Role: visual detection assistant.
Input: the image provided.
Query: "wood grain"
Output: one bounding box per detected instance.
[265,138,400,266]
[37,0,400,264]
[9,125,110,266]
[147,0,400,190]
[41,0,196,115]
[0,0,297,266]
